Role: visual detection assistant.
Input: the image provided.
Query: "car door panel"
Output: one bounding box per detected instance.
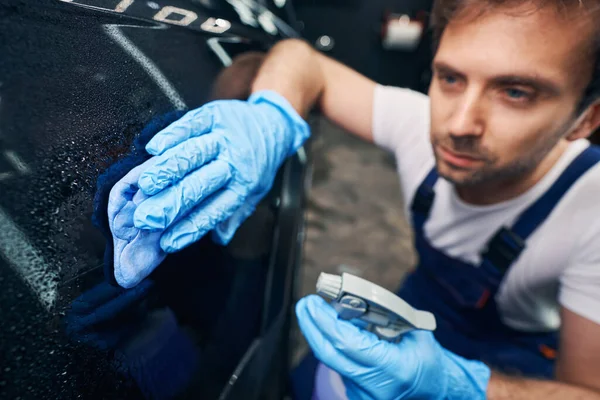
[0,1,308,398]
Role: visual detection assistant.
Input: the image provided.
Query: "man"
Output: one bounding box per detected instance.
[129,0,600,398]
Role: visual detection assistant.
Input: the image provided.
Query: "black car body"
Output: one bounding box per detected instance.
[0,1,311,398]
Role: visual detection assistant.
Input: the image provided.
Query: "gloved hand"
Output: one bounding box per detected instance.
[132,90,310,252]
[296,295,491,400]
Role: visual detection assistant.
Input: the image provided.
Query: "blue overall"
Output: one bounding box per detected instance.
[397,144,600,379]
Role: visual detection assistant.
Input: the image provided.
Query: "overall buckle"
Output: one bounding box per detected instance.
[481,227,526,273]
[411,185,435,215]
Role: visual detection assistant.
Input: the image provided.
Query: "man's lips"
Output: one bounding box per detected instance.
[437,145,484,168]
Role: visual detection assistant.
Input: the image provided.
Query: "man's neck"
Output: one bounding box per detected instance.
[456,142,570,206]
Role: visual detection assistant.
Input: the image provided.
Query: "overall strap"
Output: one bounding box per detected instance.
[410,168,439,232]
[481,145,600,273]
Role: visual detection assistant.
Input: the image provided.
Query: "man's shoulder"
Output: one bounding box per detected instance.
[556,142,600,241]
[565,142,600,203]
[374,84,430,111]
[372,84,431,154]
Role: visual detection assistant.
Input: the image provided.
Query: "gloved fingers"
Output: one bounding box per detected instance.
[343,378,371,400]
[159,188,243,253]
[114,229,166,289]
[392,330,438,359]
[298,295,392,368]
[348,318,370,330]
[108,159,159,222]
[134,159,233,230]
[295,296,364,375]
[112,202,139,241]
[108,174,142,223]
[107,180,136,223]
[138,134,222,196]
[211,201,256,245]
[145,107,214,156]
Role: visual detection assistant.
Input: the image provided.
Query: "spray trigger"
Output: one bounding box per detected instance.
[316,272,436,342]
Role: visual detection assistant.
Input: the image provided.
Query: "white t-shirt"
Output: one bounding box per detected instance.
[372,84,600,331]
[313,84,600,399]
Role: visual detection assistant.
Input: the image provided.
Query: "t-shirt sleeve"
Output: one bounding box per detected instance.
[371,84,435,208]
[372,84,430,153]
[559,198,600,325]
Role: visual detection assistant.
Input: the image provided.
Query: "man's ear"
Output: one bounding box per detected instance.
[567,100,600,141]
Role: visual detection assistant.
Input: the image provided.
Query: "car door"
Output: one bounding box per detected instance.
[0,1,310,398]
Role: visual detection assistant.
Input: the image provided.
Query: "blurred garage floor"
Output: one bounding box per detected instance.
[291,116,418,366]
[286,0,434,368]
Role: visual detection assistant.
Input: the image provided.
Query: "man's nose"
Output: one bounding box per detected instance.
[447,91,485,137]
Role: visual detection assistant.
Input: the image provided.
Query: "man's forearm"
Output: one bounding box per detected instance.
[251,39,324,118]
[488,371,600,399]
[250,38,376,143]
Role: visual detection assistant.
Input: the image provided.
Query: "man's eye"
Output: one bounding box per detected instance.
[504,88,531,100]
[441,75,458,85]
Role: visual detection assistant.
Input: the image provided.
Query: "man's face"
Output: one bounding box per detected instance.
[428,4,594,186]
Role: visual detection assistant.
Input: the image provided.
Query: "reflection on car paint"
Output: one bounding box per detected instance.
[0,149,30,182]
[0,206,58,310]
[0,0,303,396]
[103,24,187,110]
[0,15,189,311]
[4,150,31,175]
[0,144,58,310]
[206,37,244,67]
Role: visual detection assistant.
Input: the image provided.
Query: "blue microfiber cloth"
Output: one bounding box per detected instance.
[108,157,167,288]
[92,111,185,288]
[72,112,207,398]
[64,279,199,400]
[65,278,156,351]
[113,307,199,400]
[90,110,234,332]
[84,111,266,398]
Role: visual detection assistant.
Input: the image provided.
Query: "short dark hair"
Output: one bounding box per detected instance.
[429,0,600,115]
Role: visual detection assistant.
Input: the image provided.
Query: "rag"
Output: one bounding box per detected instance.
[91,111,184,288]
[107,157,167,288]
[64,279,199,400]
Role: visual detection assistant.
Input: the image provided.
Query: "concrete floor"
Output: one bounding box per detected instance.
[291,116,418,365]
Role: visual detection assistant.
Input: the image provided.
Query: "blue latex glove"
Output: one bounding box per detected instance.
[296,295,491,400]
[108,158,167,288]
[132,90,310,252]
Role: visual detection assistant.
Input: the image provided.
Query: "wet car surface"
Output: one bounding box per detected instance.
[0,1,309,398]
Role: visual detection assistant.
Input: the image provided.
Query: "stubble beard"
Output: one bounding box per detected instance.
[431,131,565,188]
